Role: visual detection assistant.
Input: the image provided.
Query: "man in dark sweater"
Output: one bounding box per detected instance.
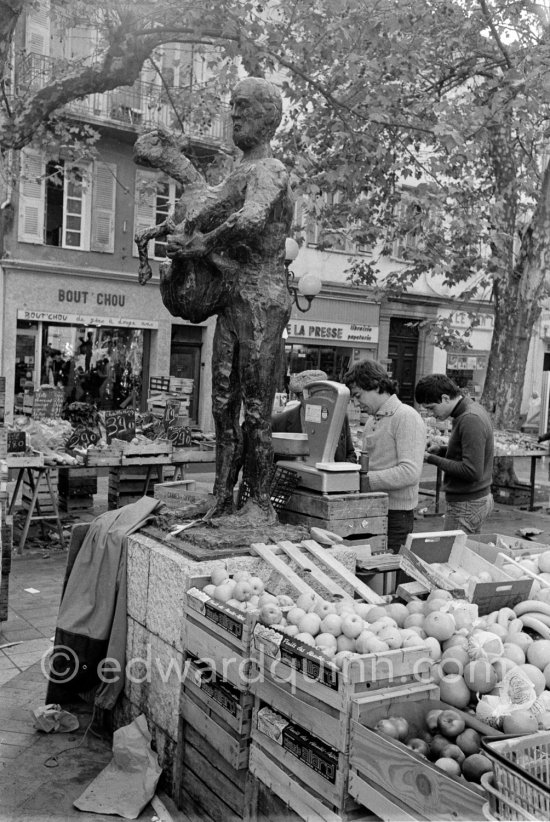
[415,374,494,534]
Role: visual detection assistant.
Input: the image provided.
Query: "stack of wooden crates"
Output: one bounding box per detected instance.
[58,466,97,513]
[178,543,434,822]
[147,376,194,423]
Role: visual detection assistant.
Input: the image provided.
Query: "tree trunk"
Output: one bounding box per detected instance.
[482,137,550,486]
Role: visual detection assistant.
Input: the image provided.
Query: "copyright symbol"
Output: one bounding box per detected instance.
[41,645,79,684]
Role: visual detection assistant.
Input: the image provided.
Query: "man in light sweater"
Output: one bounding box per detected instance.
[344,360,426,553]
[415,374,494,534]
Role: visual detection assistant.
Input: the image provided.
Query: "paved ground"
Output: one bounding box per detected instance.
[1,460,550,819]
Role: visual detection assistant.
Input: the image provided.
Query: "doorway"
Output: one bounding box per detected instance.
[170,326,203,423]
[387,317,419,405]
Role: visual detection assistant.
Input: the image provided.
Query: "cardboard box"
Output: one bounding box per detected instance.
[400,530,533,614]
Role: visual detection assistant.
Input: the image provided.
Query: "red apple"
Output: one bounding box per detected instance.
[407,738,430,757]
[388,716,409,741]
[429,733,451,760]
[441,743,465,764]
[435,757,462,777]
[425,708,443,733]
[375,719,400,739]
[455,728,481,756]
[437,709,466,738]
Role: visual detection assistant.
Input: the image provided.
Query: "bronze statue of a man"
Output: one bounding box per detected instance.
[136,78,293,523]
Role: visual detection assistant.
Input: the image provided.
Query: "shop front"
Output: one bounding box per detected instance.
[1,263,215,425]
[15,310,155,415]
[283,291,380,389]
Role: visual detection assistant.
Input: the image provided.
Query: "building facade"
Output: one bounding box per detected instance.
[1,3,231,428]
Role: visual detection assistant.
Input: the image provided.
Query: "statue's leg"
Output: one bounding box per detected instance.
[210,314,243,516]
[239,300,290,518]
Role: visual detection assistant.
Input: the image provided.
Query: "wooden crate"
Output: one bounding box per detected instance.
[184,586,260,692]
[491,482,531,507]
[348,695,497,821]
[279,489,388,542]
[85,446,122,466]
[402,531,534,615]
[123,439,173,457]
[59,494,94,512]
[181,654,254,770]
[177,718,258,822]
[58,466,97,496]
[6,451,44,468]
[467,532,550,560]
[184,541,384,695]
[250,703,364,822]
[251,625,431,751]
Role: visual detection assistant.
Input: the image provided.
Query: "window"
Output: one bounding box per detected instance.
[392,197,423,260]
[295,194,369,255]
[18,150,116,252]
[133,169,181,259]
[45,160,88,248]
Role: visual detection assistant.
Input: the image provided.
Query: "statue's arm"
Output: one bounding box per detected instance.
[167,165,288,260]
[204,165,288,248]
[133,128,205,188]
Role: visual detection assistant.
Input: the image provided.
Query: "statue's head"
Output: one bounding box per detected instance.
[230,77,283,150]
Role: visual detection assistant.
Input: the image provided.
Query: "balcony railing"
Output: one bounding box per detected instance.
[15,53,232,147]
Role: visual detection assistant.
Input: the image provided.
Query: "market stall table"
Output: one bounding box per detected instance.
[6,455,65,554]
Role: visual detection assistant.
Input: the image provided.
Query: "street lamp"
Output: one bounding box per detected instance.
[284,238,322,313]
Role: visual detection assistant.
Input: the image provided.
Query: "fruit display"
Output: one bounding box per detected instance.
[498,551,550,601]
[423,427,546,455]
[493,430,546,455]
[203,565,438,669]
[373,707,493,784]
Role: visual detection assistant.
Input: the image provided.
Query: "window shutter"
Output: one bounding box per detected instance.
[18,149,45,244]
[25,0,50,56]
[133,169,157,258]
[91,162,116,253]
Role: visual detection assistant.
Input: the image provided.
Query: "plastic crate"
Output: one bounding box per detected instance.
[237,466,299,513]
[481,773,538,821]
[481,733,550,820]
[149,376,170,392]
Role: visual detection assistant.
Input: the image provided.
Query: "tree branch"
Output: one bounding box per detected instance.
[479,0,513,69]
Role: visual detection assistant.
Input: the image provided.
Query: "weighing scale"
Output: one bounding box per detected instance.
[276,380,360,493]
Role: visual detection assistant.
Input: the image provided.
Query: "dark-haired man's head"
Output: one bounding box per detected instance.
[344,359,397,415]
[415,374,462,420]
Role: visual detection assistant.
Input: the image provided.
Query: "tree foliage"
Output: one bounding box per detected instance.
[2,0,550,429]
